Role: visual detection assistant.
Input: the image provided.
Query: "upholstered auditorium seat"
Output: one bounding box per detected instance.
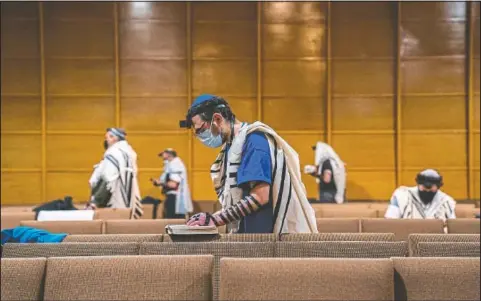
[279,232,395,242]
[219,258,393,300]
[392,257,480,301]
[275,241,407,258]
[316,218,360,233]
[2,242,140,258]
[1,211,36,230]
[447,219,480,234]
[1,258,46,301]
[64,234,164,243]
[43,255,213,300]
[361,218,444,240]
[104,219,185,234]
[20,220,103,234]
[417,242,480,257]
[408,233,480,256]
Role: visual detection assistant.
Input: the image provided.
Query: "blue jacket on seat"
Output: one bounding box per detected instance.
[1,226,67,246]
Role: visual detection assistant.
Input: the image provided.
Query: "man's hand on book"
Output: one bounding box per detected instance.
[187,212,216,227]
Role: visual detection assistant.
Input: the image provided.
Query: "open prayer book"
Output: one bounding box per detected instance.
[165,225,219,236]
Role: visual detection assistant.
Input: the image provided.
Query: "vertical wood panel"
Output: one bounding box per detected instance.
[39,2,47,203]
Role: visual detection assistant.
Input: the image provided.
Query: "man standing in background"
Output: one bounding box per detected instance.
[87,128,143,219]
[304,142,346,203]
[151,148,193,219]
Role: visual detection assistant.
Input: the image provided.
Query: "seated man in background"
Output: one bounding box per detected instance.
[385,169,456,221]
[151,148,193,219]
[304,142,346,203]
[181,94,317,234]
[87,128,143,219]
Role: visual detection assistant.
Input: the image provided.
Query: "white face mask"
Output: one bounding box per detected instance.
[196,118,223,148]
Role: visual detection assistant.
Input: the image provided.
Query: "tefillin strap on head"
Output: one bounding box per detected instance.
[179,96,232,129]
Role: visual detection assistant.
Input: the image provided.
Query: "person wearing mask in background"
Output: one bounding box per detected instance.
[151,148,193,219]
[385,169,456,221]
[87,128,143,219]
[180,94,317,234]
[304,142,346,203]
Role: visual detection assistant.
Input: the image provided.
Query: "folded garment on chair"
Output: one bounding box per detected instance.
[1,226,67,247]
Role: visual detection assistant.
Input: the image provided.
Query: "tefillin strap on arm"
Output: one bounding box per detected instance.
[210,194,263,226]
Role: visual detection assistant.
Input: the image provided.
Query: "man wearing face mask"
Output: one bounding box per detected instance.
[180,94,317,234]
[87,128,143,219]
[384,169,456,221]
[151,148,193,219]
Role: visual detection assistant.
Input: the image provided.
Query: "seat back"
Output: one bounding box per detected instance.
[2,242,140,258]
[275,241,407,258]
[447,219,480,234]
[361,218,444,241]
[44,255,213,301]
[1,258,46,301]
[408,234,480,256]
[1,211,36,230]
[20,220,103,234]
[392,257,480,301]
[417,242,480,257]
[219,258,393,300]
[94,208,132,220]
[316,218,360,233]
[64,234,164,243]
[318,206,378,218]
[140,242,274,300]
[455,203,477,218]
[163,233,277,243]
[104,219,185,234]
[279,232,395,242]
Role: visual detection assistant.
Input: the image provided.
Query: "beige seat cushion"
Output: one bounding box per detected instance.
[361,218,444,241]
[44,255,213,300]
[104,219,185,234]
[275,241,407,258]
[1,212,36,230]
[20,220,103,234]
[447,219,480,234]
[417,242,480,257]
[392,257,480,301]
[219,258,393,300]
[280,232,395,242]
[1,258,46,301]
[94,208,131,220]
[2,242,140,258]
[64,234,163,243]
[408,234,480,256]
[318,207,378,218]
[316,218,360,233]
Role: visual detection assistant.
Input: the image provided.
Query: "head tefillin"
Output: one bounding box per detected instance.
[415,169,443,188]
[179,96,235,129]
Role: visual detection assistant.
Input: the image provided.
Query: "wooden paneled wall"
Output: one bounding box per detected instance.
[1,2,479,205]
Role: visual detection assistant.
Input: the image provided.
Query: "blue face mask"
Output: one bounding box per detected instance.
[196,119,223,148]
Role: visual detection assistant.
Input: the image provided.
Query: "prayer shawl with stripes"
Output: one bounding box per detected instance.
[385,186,456,222]
[314,142,346,204]
[210,121,318,234]
[159,157,193,215]
[94,141,143,219]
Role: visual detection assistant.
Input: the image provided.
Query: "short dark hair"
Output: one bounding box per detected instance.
[180,96,235,128]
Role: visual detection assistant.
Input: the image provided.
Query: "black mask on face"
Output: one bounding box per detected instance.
[418,189,437,205]
[103,140,109,150]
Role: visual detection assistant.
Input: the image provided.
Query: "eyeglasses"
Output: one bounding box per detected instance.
[193,122,207,136]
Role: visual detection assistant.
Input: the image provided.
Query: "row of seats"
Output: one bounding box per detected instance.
[0,206,162,229]
[3,239,480,259]
[2,256,479,300]
[5,218,479,240]
[311,203,480,218]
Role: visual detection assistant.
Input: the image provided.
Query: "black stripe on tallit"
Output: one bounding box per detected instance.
[105,154,129,208]
[229,172,237,178]
[269,136,281,231]
[408,191,427,219]
[210,169,221,173]
[272,155,287,231]
[120,150,133,207]
[230,162,241,166]
[278,180,292,235]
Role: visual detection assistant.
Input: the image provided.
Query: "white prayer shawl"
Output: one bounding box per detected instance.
[160,157,193,215]
[89,163,102,189]
[96,141,143,219]
[385,186,456,221]
[210,121,318,234]
[314,142,346,204]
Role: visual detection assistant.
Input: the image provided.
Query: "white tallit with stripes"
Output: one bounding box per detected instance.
[210,121,318,234]
[314,142,346,204]
[98,140,143,219]
[385,186,456,221]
